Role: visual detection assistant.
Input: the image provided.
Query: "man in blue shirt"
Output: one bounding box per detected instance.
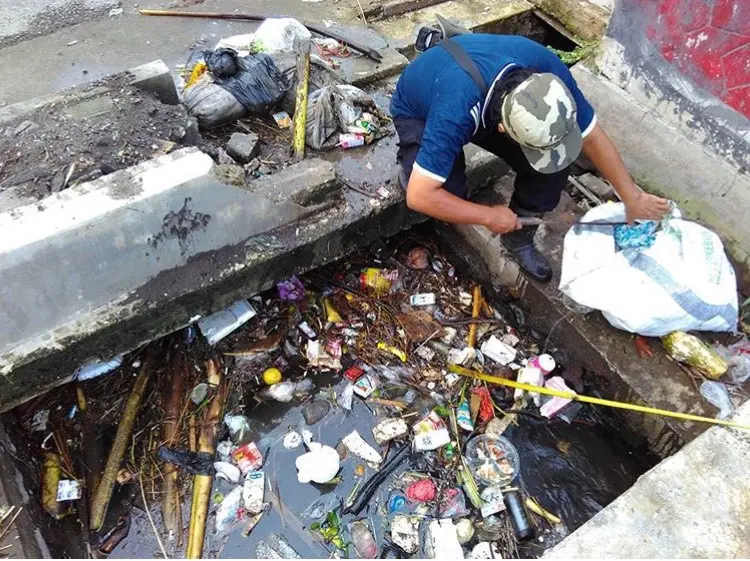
[390,33,669,282]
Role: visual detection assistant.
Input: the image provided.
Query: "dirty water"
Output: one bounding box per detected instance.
[103,378,652,559]
[3,234,656,559]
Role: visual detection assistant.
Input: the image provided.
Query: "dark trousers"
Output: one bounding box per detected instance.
[394,117,570,213]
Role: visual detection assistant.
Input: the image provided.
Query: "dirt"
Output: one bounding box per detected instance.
[0,76,194,200]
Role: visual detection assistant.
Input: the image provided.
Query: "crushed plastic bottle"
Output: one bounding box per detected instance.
[349,520,378,558]
[699,380,735,419]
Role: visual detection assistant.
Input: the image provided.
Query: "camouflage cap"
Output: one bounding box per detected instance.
[501,73,582,174]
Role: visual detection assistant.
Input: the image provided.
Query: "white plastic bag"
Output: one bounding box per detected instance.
[251,18,311,53]
[559,203,737,336]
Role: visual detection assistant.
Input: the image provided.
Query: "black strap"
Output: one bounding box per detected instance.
[438,39,488,96]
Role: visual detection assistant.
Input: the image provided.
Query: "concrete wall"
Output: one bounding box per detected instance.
[599,0,749,172]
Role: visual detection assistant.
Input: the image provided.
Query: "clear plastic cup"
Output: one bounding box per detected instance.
[466,435,520,487]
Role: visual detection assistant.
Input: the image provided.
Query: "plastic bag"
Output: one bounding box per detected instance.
[182,74,246,129]
[305,85,379,150]
[205,49,288,113]
[157,447,213,475]
[251,18,311,53]
[559,203,738,336]
[699,380,734,419]
[715,339,750,384]
[183,49,288,129]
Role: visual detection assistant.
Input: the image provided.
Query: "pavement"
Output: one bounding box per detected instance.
[0,0,370,105]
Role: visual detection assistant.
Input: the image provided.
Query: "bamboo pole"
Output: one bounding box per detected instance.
[162,344,185,548]
[292,38,311,161]
[186,358,226,559]
[450,365,750,431]
[467,285,482,348]
[90,353,155,530]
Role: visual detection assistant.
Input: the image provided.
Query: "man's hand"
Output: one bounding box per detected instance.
[624,191,671,223]
[483,205,521,234]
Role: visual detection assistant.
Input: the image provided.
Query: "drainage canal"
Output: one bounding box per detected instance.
[1,228,659,559]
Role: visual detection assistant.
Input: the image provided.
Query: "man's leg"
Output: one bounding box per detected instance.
[394,118,468,198]
[473,132,570,282]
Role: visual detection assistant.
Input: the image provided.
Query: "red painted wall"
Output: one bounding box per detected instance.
[642,0,749,117]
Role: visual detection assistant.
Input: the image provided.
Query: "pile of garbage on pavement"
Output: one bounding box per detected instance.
[8,234,659,559]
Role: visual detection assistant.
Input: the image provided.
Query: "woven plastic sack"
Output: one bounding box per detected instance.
[559,203,738,336]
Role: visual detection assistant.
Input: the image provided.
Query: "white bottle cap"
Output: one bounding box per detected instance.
[538,353,556,373]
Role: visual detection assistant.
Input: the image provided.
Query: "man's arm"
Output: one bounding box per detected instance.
[405,169,521,233]
[582,124,671,222]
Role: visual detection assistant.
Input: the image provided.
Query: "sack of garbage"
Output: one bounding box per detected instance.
[182,75,246,130]
[305,85,380,150]
[271,52,344,117]
[182,48,289,129]
[559,203,738,336]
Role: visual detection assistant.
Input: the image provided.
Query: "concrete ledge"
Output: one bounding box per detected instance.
[0,135,508,411]
[545,401,750,558]
[0,149,341,410]
[371,0,536,53]
[344,48,410,86]
[363,0,449,21]
[527,0,609,41]
[573,64,750,291]
[0,59,178,126]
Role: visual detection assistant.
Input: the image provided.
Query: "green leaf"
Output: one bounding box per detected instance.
[326,510,340,527]
[433,405,451,418]
[332,536,347,551]
[310,522,321,531]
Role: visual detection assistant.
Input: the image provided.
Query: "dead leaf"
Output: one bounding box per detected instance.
[396,310,446,342]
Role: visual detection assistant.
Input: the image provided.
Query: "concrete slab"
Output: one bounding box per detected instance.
[0,59,177,127]
[545,401,750,558]
[0,148,339,409]
[342,48,409,87]
[370,0,536,52]
[572,64,750,291]
[526,0,610,42]
[0,0,369,106]
[362,0,449,21]
[0,132,508,411]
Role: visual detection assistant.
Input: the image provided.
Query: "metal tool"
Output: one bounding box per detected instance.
[518,216,628,228]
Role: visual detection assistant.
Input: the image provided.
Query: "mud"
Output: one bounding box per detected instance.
[0,77,192,200]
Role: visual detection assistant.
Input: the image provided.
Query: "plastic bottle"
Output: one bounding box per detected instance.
[528,353,556,375]
[349,520,378,559]
[503,488,534,540]
[661,331,727,379]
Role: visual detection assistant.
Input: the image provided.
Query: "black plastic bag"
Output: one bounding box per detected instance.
[204,48,289,115]
[157,446,214,475]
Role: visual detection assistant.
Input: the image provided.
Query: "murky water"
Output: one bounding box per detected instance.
[102,370,654,559]
[5,232,658,559]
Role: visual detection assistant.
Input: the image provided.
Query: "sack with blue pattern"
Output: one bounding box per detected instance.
[559,202,738,336]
